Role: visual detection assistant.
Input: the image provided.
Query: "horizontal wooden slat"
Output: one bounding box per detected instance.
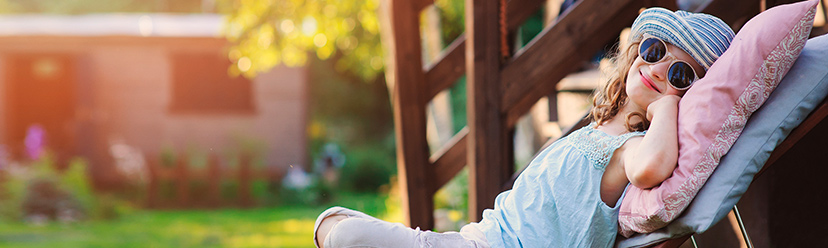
[424,34,466,101]
[500,0,643,127]
[505,0,547,30]
[423,0,547,102]
[760,98,828,178]
[429,127,469,194]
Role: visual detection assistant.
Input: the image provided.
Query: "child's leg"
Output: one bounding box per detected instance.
[314,206,382,247]
[325,217,483,248]
[315,214,347,247]
[313,206,487,248]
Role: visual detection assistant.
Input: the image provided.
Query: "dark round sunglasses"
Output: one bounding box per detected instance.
[638,36,699,90]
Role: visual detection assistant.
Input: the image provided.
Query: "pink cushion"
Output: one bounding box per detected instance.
[618,0,818,236]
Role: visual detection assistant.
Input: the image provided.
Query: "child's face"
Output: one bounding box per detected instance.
[625,41,705,113]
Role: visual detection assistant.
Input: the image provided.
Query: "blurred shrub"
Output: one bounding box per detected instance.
[433,168,469,231]
[219,180,238,202]
[0,156,132,222]
[22,178,83,222]
[433,169,468,211]
[159,147,177,169]
[339,141,395,192]
[0,167,26,220]
[253,180,278,206]
[276,180,325,206]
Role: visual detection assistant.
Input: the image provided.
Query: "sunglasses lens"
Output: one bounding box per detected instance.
[668,62,696,89]
[639,38,666,63]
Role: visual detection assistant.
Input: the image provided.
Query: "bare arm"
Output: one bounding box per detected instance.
[624,95,680,188]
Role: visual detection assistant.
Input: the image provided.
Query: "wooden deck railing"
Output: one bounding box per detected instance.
[387,0,678,229]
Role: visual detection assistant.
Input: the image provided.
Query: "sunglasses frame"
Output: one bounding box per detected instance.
[638,34,699,91]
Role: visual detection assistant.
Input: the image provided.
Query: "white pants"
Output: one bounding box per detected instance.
[313,206,490,248]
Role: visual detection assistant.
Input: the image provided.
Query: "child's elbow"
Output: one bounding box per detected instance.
[629,156,675,189]
[630,170,668,188]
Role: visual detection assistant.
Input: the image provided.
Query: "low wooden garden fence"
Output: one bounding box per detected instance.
[145,153,275,209]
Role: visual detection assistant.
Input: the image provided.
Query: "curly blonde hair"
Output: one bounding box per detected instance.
[590,41,649,132]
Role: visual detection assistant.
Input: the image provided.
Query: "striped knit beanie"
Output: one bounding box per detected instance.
[629,7,735,71]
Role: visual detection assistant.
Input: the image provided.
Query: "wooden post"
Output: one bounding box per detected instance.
[176,155,190,208]
[239,153,253,208]
[466,0,513,222]
[547,91,559,122]
[387,0,433,229]
[207,153,221,208]
[146,157,159,208]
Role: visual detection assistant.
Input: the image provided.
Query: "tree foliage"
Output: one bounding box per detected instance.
[217,0,383,80]
[433,0,465,46]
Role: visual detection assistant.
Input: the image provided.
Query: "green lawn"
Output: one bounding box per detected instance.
[0,191,393,248]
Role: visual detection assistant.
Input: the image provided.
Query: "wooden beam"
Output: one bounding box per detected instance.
[429,127,468,195]
[431,0,679,127]
[424,35,466,101]
[424,0,576,101]
[505,0,546,30]
[388,0,434,229]
[414,0,435,13]
[423,0,562,101]
[466,0,513,222]
[500,0,644,127]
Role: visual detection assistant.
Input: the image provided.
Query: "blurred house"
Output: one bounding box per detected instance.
[0,14,307,185]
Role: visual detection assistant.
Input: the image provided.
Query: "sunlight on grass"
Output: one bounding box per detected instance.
[0,210,322,248]
[0,190,393,247]
[227,231,311,248]
[267,219,315,234]
[224,218,317,247]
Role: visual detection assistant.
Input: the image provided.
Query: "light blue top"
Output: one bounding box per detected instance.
[474,124,645,248]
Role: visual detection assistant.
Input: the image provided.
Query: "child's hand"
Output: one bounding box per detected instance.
[646,95,681,121]
[627,94,681,189]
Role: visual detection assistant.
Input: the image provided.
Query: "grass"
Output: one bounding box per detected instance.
[0,191,392,248]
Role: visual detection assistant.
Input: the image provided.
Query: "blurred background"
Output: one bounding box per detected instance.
[0,0,475,247]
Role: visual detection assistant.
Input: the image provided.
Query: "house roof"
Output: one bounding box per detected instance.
[0,14,224,37]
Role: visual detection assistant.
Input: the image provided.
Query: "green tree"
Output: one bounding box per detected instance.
[217,1,468,193]
[217,0,384,80]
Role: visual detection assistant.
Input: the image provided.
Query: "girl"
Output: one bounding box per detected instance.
[313,7,734,248]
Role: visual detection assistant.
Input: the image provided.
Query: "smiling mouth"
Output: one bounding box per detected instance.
[640,71,661,93]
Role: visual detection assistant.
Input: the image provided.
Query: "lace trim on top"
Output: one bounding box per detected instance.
[567,124,646,171]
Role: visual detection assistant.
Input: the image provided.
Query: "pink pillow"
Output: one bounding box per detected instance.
[618,0,818,236]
